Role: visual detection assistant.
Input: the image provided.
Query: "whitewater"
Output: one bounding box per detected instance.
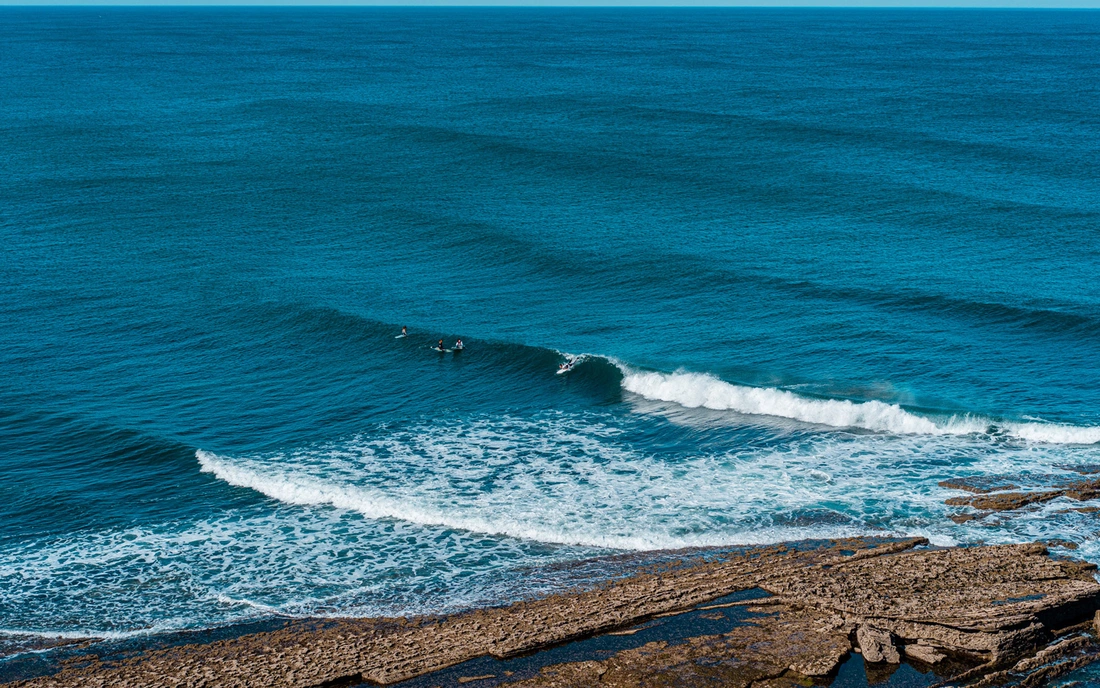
[615,364,1100,444]
[192,357,1100,556]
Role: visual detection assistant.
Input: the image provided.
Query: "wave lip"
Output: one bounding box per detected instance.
[618,367,1098,444]
[619,368,982,435]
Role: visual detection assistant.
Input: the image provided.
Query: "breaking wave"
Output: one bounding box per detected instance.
[198,450,613,546]
[197,448,754,550]
[196,407,1100,557]
[615,366,1100,445]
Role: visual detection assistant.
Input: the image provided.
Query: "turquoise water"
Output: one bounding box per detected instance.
[2,7,1100,652]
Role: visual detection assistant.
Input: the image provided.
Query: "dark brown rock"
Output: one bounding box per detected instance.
[945,491,1057,511]
[949,512,979,524]
[939,477,1019,494]
[944,476,1100,513]
[1043,539,1080,550]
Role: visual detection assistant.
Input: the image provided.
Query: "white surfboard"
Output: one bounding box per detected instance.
[395,334,407,339]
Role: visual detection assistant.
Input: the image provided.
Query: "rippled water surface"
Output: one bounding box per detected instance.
[2,7,1099,649]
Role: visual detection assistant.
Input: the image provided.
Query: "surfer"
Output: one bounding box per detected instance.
[454,338,464,350]
[401,326,407,336]
[437,339,445,352]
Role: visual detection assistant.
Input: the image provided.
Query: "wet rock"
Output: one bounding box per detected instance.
[1064,480,1100,502]
[944,476,1100,512]
[1043,539,1080,550]
[950,512,980,524]
[1056,464,1100,476]
[946,491,1057,511]
[940,477,1019,494]
[857,626,900,664]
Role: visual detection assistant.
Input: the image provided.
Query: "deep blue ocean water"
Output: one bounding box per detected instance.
[2,7,1100,655]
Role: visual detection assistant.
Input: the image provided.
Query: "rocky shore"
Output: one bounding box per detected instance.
[943,469,1100,520]
[6,537,1100,688]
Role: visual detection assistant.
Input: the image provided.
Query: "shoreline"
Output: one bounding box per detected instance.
[5,537,1100,688]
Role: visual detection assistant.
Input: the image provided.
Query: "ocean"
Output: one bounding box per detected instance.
[2,5,1099,663]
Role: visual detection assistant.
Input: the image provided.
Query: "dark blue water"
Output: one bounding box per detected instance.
[3,7,1100,653]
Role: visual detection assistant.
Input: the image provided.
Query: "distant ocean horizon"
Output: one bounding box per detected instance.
[2,5,1099,668]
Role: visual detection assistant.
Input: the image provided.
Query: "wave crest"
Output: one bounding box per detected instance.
[618,367,1098,444]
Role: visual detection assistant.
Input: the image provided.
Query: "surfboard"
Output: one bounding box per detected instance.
[434,348,452,353]
[395,334,407,339]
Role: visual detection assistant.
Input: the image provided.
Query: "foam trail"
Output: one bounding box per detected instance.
[618,367,1098,444]
[0,626,178,642]
[198,450,714,550]
[215,594,289,616]
[1002,422,1100,445]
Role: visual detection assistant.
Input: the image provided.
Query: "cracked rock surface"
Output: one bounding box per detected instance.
[5,538,1098,688]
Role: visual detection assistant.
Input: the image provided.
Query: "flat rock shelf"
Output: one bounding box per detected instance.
[6,538,1100,688]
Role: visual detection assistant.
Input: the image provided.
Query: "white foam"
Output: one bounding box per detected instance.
[0,500,596,641]
[0,627,148,641]
[214,594,290,616]
[618,367,1098,444]
[1002,421,1100,445]
[198,449,739,550]
[195,412,1100,561]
